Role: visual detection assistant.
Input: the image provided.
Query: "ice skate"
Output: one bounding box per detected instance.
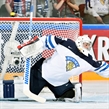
[64,83,82,103]
[56,83,82,103]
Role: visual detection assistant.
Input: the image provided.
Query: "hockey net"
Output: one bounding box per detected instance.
[0,17,82,83]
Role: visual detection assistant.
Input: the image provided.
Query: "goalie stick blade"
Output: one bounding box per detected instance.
[23,89,46,103]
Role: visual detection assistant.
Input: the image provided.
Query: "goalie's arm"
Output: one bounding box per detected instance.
[93,61,109,78]
[40,35,68,50]
[17,35,68,58]
[86,55,109,78]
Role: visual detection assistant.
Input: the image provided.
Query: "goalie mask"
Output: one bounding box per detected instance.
[75,35,92,56]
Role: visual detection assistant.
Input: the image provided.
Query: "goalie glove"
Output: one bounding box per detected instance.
[17,36,44,58]
[94,61,109,78]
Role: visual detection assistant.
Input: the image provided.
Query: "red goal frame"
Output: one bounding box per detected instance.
[0,17,82,83]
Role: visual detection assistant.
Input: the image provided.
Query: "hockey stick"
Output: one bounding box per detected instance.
[0,22,20,80]
[23,1,46,103]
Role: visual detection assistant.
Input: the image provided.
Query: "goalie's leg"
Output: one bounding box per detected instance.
[29,58,48,95]
[29,56,82,103]
[48,82,82,102]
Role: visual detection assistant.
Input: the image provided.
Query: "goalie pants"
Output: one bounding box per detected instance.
[30,58,75,98]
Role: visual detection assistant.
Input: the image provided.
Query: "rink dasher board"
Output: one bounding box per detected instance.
[0,80,25,98]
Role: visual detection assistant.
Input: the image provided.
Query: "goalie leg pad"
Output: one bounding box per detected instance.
[17,36,44,58]
[74,83,82,102]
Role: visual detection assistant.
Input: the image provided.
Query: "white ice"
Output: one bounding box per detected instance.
[0,81,109,109]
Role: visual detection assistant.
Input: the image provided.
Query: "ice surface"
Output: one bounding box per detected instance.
[0,81,109,109]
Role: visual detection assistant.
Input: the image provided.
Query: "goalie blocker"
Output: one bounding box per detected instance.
[17,36,44,58]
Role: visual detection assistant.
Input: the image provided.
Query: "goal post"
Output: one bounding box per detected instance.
[0,17,82,83]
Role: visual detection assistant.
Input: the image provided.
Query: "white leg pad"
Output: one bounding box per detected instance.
[74,83,82,102]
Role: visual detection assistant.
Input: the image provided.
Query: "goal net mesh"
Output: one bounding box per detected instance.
[0,18,82,82]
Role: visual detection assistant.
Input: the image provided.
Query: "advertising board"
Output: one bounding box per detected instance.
[82,24,109,80]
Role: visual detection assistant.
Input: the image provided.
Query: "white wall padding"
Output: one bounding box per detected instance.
[14,80,27,98]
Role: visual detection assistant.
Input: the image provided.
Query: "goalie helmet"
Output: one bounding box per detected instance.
[75,35,92,56]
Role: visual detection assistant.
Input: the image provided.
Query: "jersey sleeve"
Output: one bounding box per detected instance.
[94,61,109,78]
[40,35,67,50]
